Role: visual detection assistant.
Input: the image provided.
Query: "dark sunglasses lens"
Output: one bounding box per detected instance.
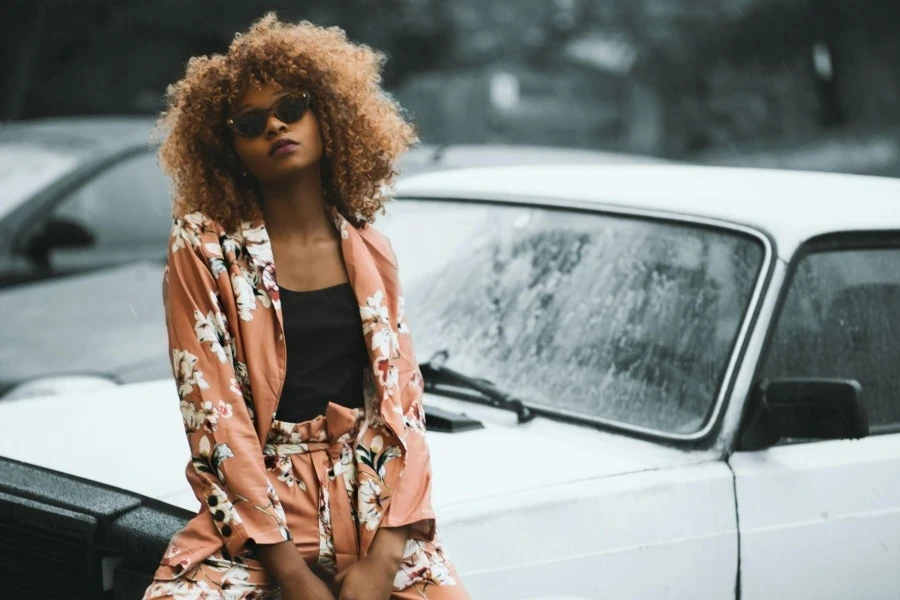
[274,96,309,124]
[232,112,266,137]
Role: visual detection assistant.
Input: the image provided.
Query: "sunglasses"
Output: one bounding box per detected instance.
[226,91,311,138]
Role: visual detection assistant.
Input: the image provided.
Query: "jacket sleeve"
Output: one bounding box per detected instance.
[379,238,437,542]
[164,216,291,557]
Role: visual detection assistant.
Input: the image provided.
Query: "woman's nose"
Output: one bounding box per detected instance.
[265,117,288,138]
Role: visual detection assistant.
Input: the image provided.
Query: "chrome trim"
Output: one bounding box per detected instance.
[394,191,775,444]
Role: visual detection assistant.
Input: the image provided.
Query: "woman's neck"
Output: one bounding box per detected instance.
[258,165,333,243]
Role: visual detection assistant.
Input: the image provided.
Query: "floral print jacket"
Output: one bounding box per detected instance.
[160,206,434,575]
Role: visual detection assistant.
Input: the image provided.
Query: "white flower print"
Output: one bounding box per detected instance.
[360,290,390,335]
[317,481,337,574]
[172,349,209,398]
[221,234,242,258]
[371,328,399,359]
[242,223,272,257]
[357,435,402,482]
[397,296,409,334]
[194,309,228,364]
[404,402,427,435]
[170,215,205,253]
[220,565,252,590]
[193,436,236,484]
[180,399,204,432]
[181,400,232,434]
[267,480,289,525]
[358,478,384,531]
[393,538,457,591]
[204,242,228,278]
[332,444,358,522]
[232,360,255,422]
[259,263,280,310]
[263,451,307,490]
[145,578,217,600]
[231,271,258,321]
[208,257,227,278]
[244,266,272,309]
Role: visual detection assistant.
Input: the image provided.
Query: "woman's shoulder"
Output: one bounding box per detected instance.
[355,221,399,268]
[168,211,229,259]
[172,211,225,235]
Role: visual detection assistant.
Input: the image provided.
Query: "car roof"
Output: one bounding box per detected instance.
[0,115,156,155]
[395,164,900,258]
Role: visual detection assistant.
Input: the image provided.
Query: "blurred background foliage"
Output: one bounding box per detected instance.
[2,0,899,175]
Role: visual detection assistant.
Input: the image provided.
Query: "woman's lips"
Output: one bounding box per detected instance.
[270,142,299,157]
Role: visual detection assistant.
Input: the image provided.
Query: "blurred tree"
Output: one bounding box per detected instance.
[0,0,456,119]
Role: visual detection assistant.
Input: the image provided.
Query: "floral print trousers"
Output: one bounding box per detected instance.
[143,404,467,600]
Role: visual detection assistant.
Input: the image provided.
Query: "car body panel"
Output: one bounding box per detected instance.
[0,381,736,599]
[0,382,718,510]
[730,436,900,599]
[0,261,169,390]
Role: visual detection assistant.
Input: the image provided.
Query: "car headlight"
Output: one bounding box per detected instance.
[3,375,119,401]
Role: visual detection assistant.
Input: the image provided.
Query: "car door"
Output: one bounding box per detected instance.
[730,235,900,599]
[13,150,172,281]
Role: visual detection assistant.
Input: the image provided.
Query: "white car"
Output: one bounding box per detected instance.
[1,165,899,599]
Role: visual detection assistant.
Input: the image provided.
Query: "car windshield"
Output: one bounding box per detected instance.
[378,199,765,435]
[0,143,86,220]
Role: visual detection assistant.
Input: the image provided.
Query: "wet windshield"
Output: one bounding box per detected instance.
[379,199,764,434]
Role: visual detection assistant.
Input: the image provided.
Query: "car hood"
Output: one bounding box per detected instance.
[0,262,169,389]
[0,379,715,512]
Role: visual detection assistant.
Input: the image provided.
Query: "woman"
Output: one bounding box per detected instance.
[143,14,468,600]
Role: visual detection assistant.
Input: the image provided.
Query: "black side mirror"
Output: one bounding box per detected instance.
[23,218,95,267]
[738,378,868,451]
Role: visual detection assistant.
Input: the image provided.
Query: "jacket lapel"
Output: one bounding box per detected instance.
[330,208,406,441]
[239,207,405,445]
[239,217,284,444]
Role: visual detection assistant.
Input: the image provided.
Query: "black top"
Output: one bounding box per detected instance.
[274,282,368,424]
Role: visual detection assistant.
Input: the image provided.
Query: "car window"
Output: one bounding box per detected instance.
[761,247,900,434]
[50,152,172,248]
[378,199,764,435]
[0,144,86,221]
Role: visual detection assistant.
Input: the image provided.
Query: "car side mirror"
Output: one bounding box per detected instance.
[738,378,868,451]
[23,218,95,267]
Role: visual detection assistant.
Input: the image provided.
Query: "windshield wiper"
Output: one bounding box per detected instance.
[418,350,536,424]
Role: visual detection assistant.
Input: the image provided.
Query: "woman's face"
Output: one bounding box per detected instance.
[229,82,324,185]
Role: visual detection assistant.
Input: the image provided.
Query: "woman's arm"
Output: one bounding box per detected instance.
[255,541,325,589]
[164,216,292,559]
[333,525,411,599]
[367,524,412,569]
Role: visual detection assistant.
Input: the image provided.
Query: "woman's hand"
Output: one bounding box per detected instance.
[255,541,335,600]
[332,525,409,600]
[331,554,395,600]
[279,569,337,600]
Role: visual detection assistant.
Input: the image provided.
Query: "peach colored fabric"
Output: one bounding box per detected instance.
[147,206,465,597]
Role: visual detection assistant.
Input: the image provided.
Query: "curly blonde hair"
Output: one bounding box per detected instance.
[154,13,418,231]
